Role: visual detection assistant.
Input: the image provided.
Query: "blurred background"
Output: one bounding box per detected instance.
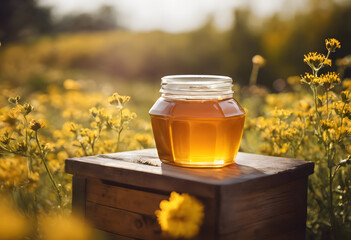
[1,2,351,239]
[0,0,350,117]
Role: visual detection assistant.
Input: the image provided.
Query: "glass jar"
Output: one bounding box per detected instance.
[149,75,245,167]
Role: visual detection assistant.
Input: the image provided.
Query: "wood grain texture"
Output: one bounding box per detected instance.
[86,178,169,215]
[72,176,86,216]
[65,149,314,239]
[86,201,216,240]
[65,149,314,198]
[95,230,137,240]
[219,177,308,236]
[86,201,164,239]
[86,178,217,239]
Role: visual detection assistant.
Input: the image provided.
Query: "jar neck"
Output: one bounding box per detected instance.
[160,75,234,100]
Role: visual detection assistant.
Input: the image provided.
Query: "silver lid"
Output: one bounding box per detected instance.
[160,75,234,100]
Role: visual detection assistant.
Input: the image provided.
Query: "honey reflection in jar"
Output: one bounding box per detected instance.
[149,97,245,167]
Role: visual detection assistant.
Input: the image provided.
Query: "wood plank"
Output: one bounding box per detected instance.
[95,230,137,240]
[86,178,217,238]
[86,201,164,240]
[86,200,216,240]
[66,159,217,198]
[65,149,314,198]
[270,229,306,240]
[219,210,306,240]
[72,175,86,216]
[219,177,308,235]
[86,178,169,215]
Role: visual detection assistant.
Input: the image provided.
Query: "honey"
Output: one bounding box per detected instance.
[149,75,245,167]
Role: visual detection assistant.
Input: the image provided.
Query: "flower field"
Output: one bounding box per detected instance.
[0,34,351,239]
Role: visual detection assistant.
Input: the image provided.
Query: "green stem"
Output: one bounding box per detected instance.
[337,102,347,142]
[79,142,89,156]
[116,109,123,152]
[326,90,329,119]
[329,165,335,238]
[23,116,33,173]
[116,129,122,152]
[35,131,62,207]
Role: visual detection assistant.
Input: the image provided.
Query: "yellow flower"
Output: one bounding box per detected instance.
[39,214,92,240]
[0,156,28,188]
[108,92,130,108]
[347,145,351,154]
[155,192,204,239]
[135,133,152,148]
[287,76,301,85]
[63,79,81,91]
[0,129,12,145]
[310,72,341,88]
[301,72,340,87]
[28,171,40,192]
[320,120,336,130]
[341,90,351,103]
[1,107,21,126]
[325,38,341,52]
[69,122,79,133]
[0,198,28,240]
[343,79,351,90]
[252,55,266,67]
[300,73,316,85]
[272,108,291,119]
[303,52,331,70]
[8,96,21,105]
[29,119,45,131]
[296,100,312,112]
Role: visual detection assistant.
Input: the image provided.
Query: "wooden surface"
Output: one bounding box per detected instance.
[66,149,314,240]
[66,148,314,197]
[72,175,86,216]
[86,178,168,216]
[86,178,216,239]
[218,177,308,237]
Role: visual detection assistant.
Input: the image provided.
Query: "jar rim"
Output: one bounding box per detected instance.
[160,75,234,100]
[162,75,232,82]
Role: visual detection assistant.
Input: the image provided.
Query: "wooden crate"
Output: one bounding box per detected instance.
[65,149,314,240]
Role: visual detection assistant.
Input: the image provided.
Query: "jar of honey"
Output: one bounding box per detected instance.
[149,75,245,167]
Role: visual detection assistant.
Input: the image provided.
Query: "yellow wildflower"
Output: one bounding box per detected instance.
[22,103,34,116]
[8,96,21,105]
[63,79,81,91]
[341,90,351,103]
[0,198,28,240]
[300,73,316,85]
[0,157,27,189]
[317,72,340,88]
[40,214,92,240]
[252,55,266,67]
[347,145,351,154]
[1,107,21,126]
[28,171,40,192]
[325,38,341,52]
[343,79,351,90]
[304,52,331,69]
[296,100,312,112]
[287,76,301,85]
[135,133,152,148]
[0,129,12,145]
[320,120,336,130]
[69,122,79,133]
[29,119,45,131]
[272,108,291,119]
[108,92,130,108]
[155,192,204,239]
